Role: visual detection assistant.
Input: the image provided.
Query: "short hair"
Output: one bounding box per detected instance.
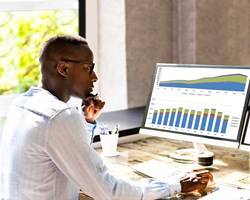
[39,34,88,66]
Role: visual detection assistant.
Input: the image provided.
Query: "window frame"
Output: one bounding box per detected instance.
[0,0,78,11]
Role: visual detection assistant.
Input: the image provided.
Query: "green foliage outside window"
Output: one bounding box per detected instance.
[0,10,78,95]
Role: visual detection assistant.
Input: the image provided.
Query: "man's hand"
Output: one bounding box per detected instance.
[180,169,213,193]
[82,94,105,123]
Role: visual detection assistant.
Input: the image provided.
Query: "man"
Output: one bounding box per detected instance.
[0,34,213,199]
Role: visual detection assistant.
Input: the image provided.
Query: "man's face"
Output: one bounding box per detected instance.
[66,45,97,99]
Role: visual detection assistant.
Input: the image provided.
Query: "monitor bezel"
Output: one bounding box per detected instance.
[140,63,250,149]
[239,109,250,151]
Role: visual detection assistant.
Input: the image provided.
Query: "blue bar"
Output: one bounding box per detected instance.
[157,109,164,125]
[175,108,183,127]
[214,112,222,132]
[194,111,202,130]
[181,109,189,128]
[169,108,176,126]
[152,110,158,124]
[200,109,209,131]
[187,110,195,129]
[163,109,170,125]
[221,115,229,133]
[207,109,216,132]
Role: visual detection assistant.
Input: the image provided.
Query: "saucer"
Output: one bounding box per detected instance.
[100,151,120,157]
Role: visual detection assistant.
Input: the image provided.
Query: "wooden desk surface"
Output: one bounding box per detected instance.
[82,136,250,200]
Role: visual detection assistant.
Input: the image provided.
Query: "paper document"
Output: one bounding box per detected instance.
[131,159,191,179]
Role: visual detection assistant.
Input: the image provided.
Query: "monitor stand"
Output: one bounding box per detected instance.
[169,142,214,166]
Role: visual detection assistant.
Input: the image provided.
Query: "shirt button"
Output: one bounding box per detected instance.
[97,164,103,171]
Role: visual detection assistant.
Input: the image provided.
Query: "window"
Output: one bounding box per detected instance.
[0,0,78,95]
[0,0,79,141]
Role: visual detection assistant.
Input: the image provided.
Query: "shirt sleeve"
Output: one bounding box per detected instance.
[133,178,181,199]
[47,108,181,200]
[80,110,100,144]
[86,120,99,144]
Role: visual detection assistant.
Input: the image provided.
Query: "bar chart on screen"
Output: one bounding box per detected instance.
[151,107,229,134]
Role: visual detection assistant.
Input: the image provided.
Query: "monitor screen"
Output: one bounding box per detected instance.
[140,63,250,149]
[239,109,250,151]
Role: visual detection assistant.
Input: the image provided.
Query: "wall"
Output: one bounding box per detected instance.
[125,0,250,108]
[87,0,250,111]
[126,0,173,108]
[196,0,250,65]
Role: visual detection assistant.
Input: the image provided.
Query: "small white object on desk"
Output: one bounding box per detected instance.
[99,124,120,157]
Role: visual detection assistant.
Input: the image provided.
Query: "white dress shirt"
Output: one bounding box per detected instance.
[0,87,181,200]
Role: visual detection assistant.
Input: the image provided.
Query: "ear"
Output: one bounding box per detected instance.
[56,61,68,77]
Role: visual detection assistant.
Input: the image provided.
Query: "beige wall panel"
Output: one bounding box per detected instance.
[196,0,250,65]
[125,0,173,108]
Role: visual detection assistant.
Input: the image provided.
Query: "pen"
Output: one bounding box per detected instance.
[208,186,219,194]
[100,123,109,135]
[111,123,120,134]
[81,93,98,110]
[93,93,98,101]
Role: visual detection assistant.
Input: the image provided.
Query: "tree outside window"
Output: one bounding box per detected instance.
[0,10,78,94]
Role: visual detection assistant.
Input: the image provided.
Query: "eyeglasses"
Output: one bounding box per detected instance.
[61,58,95,75]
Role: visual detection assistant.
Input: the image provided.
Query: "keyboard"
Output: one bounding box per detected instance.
[200,184,250,200]
[131,159,250,200]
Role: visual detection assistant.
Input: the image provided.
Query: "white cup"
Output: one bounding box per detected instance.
[100,133,119,157]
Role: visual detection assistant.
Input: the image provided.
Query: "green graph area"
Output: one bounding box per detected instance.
[160,74,247,85]
[159,73,247,91]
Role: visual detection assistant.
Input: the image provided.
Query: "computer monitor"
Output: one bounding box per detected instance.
[240,108,250,151]
[140,63,250,164]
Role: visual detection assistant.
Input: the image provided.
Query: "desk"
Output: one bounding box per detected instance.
[80,136,250,200]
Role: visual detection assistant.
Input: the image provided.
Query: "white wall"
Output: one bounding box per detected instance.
[86,0,128,112]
